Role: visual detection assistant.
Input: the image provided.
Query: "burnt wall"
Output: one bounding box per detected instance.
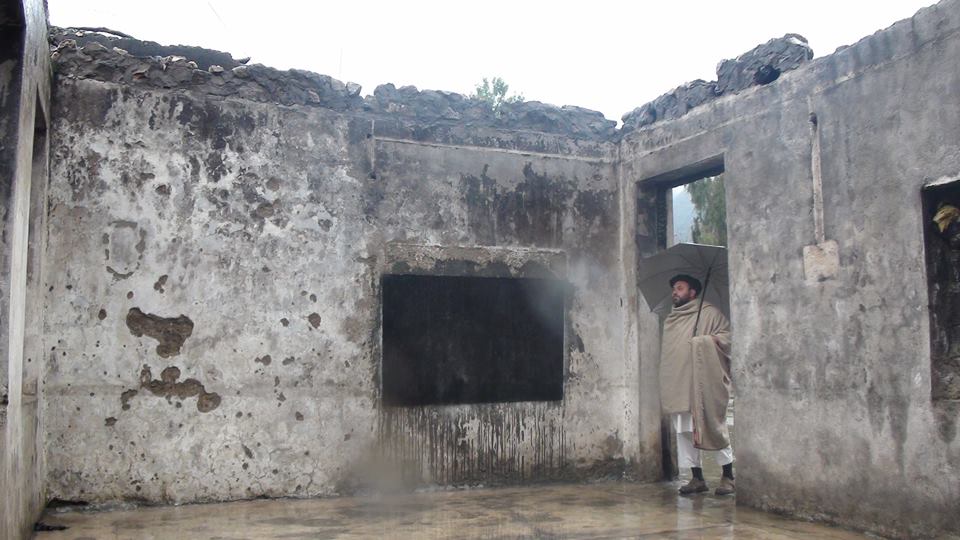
[45,78,381,504]
[39,3,960,536]
[620,1,960,537]
[42,37,637,504]
[1,0,51,538]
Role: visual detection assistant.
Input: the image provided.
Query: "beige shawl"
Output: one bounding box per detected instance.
[659,299,732,450]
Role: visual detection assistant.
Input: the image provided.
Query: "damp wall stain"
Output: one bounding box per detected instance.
[460,163,576,248]
[377,403,570,486]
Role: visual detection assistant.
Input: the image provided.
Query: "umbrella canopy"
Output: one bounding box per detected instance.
[637,242,729,317]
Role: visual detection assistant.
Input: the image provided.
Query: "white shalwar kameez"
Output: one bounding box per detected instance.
[672,412,734,469]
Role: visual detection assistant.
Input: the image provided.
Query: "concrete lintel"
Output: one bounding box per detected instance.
[384,243,568,280]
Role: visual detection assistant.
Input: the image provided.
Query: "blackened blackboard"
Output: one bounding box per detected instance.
[381,274,565,406]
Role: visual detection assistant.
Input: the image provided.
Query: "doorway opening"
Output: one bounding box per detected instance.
[0,0,25,415]
[636,156,733,482]
[23,94,48,402]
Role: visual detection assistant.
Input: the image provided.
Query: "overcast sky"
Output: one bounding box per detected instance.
[47,1,937,122]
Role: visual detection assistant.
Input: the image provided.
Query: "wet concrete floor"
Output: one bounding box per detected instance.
[34,480,873,539]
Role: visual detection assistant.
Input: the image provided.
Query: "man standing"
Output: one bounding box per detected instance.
[659,274,735,495]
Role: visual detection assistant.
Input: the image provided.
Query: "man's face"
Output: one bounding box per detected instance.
[671,280,698,307]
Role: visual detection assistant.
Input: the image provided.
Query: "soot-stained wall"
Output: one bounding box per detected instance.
[43,38,639,504]
[39,2,960,537]
[621,2,960,537]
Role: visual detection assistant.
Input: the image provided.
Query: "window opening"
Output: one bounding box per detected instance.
[671,174,727,247]
[923,179,960,401]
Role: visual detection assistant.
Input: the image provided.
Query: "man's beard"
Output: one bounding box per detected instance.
[672,296,691,307]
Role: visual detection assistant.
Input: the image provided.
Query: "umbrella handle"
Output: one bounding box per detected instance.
[692,266,713,338]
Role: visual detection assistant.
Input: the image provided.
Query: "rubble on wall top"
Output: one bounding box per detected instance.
[621,33,814,133]
[49,27,814,139]
[49,28,617,140]
[366,83,616,139]
[50,28,365,112]
[56,27,247,70]
[716,33,812,94]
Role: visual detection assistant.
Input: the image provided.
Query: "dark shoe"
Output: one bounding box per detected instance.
[679,478,709,495]
[715,476,735,495]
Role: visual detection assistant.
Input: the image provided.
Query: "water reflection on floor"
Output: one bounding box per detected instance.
[35,481,870,539]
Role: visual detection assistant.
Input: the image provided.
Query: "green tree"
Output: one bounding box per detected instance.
[471,76,524,115]
[688,174,727,246]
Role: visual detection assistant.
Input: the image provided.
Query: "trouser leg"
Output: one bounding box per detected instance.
[676,430,702,469]
[678,431,734,468]
[714,445,734,466]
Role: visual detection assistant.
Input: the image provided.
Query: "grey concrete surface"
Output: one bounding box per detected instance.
[1,1,958,539]
[34,481,876,540]
[621,1,960,537]
[41,57,641,507]
[1,0,51,539]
